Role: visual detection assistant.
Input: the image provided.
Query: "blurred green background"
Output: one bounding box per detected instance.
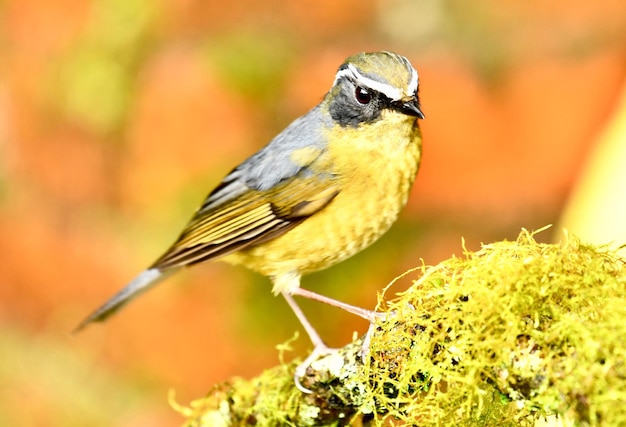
[1,0,625,425]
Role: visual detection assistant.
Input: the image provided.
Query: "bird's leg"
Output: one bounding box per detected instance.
[289,286,387,322]
[282,292,328,349]
[283,289,395,392]
[282,292,338,393]
[290,287,396,376]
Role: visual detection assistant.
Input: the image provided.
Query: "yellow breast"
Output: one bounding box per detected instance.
[223,111,422,293]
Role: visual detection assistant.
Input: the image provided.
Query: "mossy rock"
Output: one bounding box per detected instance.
[176,229,626,426]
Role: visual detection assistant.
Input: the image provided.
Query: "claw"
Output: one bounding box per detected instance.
[294,344,338,393]
[360,322,376,364]
[360,310,397,363]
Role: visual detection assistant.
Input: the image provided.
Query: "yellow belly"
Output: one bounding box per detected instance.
[223,113,422,293]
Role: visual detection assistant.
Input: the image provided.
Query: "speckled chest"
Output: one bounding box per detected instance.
[232,112,422,277]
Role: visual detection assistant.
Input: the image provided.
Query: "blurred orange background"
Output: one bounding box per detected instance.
[1,0,625,425]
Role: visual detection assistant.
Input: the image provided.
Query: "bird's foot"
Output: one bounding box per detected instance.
[294,343,338,394]
[359,307,407,362]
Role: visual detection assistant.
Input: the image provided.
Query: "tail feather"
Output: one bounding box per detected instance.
[73,268,172,333]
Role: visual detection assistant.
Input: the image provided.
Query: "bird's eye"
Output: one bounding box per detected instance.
[355,86,372,104]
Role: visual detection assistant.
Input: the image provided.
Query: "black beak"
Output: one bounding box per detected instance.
[394,96,425,119]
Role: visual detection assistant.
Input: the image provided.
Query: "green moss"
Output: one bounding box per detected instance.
[177,229,626,426]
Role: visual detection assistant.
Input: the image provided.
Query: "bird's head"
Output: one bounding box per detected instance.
[324,51,424,128]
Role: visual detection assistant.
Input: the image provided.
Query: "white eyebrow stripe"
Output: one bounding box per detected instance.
[334,63,406,101]
[408,67,418,95]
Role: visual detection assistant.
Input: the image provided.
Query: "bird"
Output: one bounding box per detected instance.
[76,51,424,390]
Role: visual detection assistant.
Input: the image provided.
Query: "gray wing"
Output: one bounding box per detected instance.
[199,104,330,210]
[150,105,336,269]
